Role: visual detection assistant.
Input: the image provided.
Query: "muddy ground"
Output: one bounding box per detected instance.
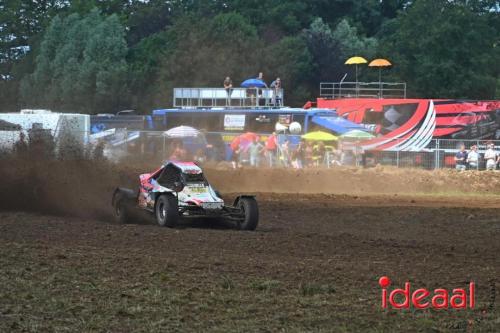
[1,159,500,332]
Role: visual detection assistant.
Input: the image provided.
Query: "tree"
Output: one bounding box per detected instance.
[0,0,68,111]
[264,36,314,105]
[304,17,377,83]
[20,9,129,113]
[153,12,315,107]
[155,13,263,106]
[126,0,175,46]
[380,0,499,99]
[2,0,497,113]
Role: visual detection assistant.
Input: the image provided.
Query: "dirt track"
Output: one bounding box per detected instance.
[1,160,500,331]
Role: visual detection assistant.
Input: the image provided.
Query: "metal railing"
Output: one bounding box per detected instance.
[86,133,500,171]
[173,87,284,108]
[319,82,407,99]
[3,128,500,171]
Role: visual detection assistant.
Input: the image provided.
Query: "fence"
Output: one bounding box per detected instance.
[319,81,407,99]
[1,128,498,170]
[313,138,496,170]
[85,132,500,171]
[173,87,284,108]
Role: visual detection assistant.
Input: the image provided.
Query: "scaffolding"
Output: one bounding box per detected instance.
[173,87,284,108]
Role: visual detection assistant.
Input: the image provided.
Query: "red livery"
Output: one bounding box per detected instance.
[305,97,500,151]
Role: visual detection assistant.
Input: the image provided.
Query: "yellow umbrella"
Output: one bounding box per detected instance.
[345,56,368,65]
[368,58,392,97]
[302,131,338,141]
[344,56,368,92]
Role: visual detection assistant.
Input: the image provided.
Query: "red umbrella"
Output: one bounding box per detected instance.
[230,132,259,151]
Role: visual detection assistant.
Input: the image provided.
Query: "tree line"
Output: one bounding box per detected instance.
[0,0,498,114]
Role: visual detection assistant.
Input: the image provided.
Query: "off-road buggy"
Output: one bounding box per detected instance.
[112,161,258,230]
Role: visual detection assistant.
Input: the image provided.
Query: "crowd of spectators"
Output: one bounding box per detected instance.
[455,143,499,171]
[230,134,366,169]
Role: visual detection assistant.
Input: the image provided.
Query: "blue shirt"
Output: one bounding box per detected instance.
[455,151,468,165]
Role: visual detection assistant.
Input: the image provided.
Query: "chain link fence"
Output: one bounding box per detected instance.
[1,128,499,170]
[88,131,500,171]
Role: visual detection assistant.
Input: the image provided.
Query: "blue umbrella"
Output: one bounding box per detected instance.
[241,78,266,88]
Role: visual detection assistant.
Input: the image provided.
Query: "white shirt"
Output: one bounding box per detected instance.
[484,148,497,160]
[468,150,479,162]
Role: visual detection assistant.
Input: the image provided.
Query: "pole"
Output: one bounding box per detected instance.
[355,65,359,97]
[379,68,382,98]
[435,139,440,169]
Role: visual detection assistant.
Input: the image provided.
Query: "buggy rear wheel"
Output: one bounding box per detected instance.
[113,194,132,224]
[155,194,179,227]
[237,197,259,231]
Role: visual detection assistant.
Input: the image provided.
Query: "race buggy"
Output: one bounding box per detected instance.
[112,161,258,230]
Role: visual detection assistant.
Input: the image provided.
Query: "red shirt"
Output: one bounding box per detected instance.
[266,135,277,150]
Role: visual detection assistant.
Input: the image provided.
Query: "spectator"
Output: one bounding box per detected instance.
[280,139,290,167]
[256,72,267,87]
[354,143,365,167]
[454,144,467,171]
[246,88,256,106]
[180,147,188,161]
[270,77,282,106]
[169,142,184,161]
[93,139,106,160]
[467,145,479,169]
[193,148,206,164]
[328,146,342,167]
[248,138,264,167]
[305,141,314,167]
[265,132,278,167]
[314,141,326,166]
[13,131,28,156]
[231,144,241,169]
[256,72,267,106]
[291,140,305,169]
[340,149,355,166]
[223,76,233,105]
[484,143,498,170]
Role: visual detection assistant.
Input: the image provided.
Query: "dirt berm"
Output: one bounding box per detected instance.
[1,158,499,218]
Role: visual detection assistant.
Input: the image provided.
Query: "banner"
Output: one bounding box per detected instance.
[224,114,246,131]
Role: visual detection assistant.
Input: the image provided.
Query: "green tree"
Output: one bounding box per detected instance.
[0,0,68,111]
[380,0,499,99]
[154,12,314,107]
[155,13,263,106]
[264,36,314,105]
[20,9,129,113]
[304,17,377,83]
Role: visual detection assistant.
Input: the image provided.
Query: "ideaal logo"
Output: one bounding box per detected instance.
[379,276,475,309]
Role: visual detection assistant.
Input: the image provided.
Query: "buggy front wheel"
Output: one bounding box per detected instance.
[237,197,259,231]
[155,194,179,227]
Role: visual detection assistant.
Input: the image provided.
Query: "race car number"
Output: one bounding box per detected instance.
[190,187,207,193]
[202,202,223,210]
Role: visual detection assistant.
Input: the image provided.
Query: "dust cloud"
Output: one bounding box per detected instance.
[2,154,500,220]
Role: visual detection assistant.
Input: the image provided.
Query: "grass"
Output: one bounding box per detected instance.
[1,244,498,332]
[249,279,281,292]
[298,282,336,297]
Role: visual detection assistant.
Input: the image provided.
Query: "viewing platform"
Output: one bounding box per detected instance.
[173,87,284,108]
[319,81,407,99]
